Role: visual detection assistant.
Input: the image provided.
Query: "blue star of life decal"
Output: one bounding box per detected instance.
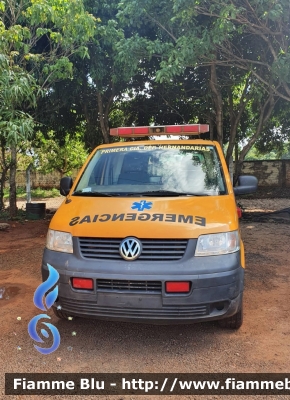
[131,200,153,212]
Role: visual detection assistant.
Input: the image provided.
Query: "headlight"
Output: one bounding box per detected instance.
[46,229,73,253]
[195,230,240,256]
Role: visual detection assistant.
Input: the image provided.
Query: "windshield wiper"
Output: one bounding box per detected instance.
[73,190,209,197]
[124,190,207,197]
[73,191,114,197]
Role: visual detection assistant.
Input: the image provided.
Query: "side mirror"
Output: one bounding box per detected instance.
[60,177,73,196]
[234,175,258,195]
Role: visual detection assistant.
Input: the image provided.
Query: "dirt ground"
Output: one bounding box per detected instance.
[0,196,290,399]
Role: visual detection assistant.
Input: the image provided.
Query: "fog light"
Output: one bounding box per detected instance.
[165,282,190,293]
[71,278,94,290]
[215,302,225,311]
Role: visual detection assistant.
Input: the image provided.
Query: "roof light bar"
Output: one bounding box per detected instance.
[110,124,209,137]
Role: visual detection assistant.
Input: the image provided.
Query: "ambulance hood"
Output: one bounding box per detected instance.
[50,195,238,239]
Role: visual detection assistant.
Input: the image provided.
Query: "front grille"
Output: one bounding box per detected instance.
[97,279,162,293]
[78,238,188,261]
[60,298,209,319]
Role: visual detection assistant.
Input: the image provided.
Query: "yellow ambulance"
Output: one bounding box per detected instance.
[42,124,257,329]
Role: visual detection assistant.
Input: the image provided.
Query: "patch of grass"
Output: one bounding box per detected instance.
[3,187,60,199]
[3,187,25,199]
[28,187,60,198]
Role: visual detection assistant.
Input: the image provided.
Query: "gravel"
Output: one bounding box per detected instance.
[1,195,289,400]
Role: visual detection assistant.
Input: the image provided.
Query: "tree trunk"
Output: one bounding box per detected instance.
[97,93,110,144]
[0,141,9,210]
[225,76,251,166]
[0,168,8,211]
[207,111,214,141]
[235,93,276,179]
[9,145,18,218]
[233,141,240,185]
[209,63,223,146]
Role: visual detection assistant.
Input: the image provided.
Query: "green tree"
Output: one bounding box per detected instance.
[32,131,88,178]
[37,0,159,149]
[117,0,289,176]
[0,0,95,216]
[254,98,290,158]
[0,54,39,213]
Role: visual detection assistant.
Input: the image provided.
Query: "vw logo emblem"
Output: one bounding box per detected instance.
[119,237,142,261]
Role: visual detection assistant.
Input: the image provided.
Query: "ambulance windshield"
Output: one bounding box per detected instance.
[74,144,226,196]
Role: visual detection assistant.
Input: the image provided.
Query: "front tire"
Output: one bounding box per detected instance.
[52,306,72,320]
[218,302,243,329]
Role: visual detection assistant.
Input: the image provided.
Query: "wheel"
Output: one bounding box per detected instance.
[52,306,72,320]
[218,303,243,329]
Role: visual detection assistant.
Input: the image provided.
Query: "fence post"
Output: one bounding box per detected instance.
[26,164,33,203]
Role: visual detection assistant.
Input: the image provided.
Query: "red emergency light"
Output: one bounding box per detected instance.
[71,278,94,290]
[165,281,191,293]
[110,124,209,137]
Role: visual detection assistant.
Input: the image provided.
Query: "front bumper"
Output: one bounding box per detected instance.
[42,241,244,325]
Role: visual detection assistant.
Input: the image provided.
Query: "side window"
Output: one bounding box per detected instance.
[89,153,125,186]
[91,156,107,185]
